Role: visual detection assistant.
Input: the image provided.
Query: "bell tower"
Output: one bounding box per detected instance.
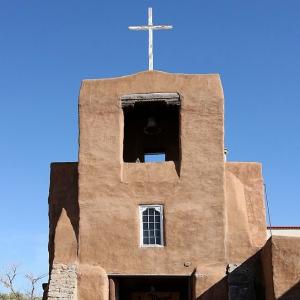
[77,70,226,299]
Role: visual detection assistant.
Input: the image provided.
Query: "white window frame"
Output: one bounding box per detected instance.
[139,205,164,247]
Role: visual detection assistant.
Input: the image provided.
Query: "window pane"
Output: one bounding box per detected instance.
[155,216,160,222]
[155,230,160,237]
[148,208,155,215]
[156,237,161,244]
[149,230,155,237]
[149,216,154,222]
[143,216,148,222]
[143,223,148,230]
[150,237,155,244]
[143,237,149,244]
[155,222,160,230]
[143,230,149,237]
[149,223,154,229]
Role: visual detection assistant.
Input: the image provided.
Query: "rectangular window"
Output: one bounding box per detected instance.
[139,205,164,247]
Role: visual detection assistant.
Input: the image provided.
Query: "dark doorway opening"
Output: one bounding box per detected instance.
[109,275,191,300]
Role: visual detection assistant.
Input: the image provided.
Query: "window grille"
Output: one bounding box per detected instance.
[139,205,163,246]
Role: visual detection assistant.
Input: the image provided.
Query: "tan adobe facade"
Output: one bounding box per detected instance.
[45,71,300,300]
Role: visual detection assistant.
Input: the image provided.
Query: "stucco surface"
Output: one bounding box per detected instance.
[77,265,108,300]
[48,163,78,266]
[79,72,225,274]
[271,236,300,299]
[225,162,267,263]
[78,71,226,277]
[261,239,275,300]
[195,266,227,300]
[122,161,179,183]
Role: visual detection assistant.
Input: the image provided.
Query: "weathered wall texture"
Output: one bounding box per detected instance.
[226,252,265,300]
[75,71,229,298]
[47,163,79,300]
[260,236,300,300]
[78,71,226,281]
[225,162,267,263]
[48,162,79,266]
[271,236,300,299]
[261,239,275,300]
[77,265,108,300]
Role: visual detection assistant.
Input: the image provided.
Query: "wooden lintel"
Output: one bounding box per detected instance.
[121,93,180,108]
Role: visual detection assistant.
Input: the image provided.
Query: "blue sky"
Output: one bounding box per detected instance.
[0,0,300,293]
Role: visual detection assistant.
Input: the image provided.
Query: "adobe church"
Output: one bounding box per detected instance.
[44,9,300,300]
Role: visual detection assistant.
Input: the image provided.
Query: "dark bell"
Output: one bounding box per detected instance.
[144,117,161,135]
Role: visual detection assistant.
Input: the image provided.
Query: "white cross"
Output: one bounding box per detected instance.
[129,7,173,71]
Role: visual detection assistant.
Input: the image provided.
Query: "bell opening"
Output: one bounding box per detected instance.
[122,99,180,164]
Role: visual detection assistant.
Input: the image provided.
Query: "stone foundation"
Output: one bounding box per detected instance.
[47,264,77,300]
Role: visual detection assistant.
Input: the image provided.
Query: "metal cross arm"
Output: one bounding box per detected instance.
[128,25,173,31]
[129,7,173,71]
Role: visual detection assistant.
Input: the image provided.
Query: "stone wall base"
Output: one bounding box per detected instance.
[47,263,77,300]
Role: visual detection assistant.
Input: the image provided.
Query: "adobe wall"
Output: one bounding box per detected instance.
[78,71,226,286]
[47,163,79,300]
[261,239,275,300]
[225,162,267,263]
[270,236,300,299]
[48,162,79,265]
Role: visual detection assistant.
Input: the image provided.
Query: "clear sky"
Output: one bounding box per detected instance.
[0,0,300,293]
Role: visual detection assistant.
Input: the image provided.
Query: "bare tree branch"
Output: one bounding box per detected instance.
[0,264,46,300]
[0,264,21,300]
[25,273,47,300]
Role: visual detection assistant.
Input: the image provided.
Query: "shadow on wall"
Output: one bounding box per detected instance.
[48,162,79,269]
[197,250,266,300]
[278,281,300,300]
[196,276,228,300]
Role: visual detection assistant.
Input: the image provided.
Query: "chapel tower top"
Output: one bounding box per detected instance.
[78,70,224,180]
